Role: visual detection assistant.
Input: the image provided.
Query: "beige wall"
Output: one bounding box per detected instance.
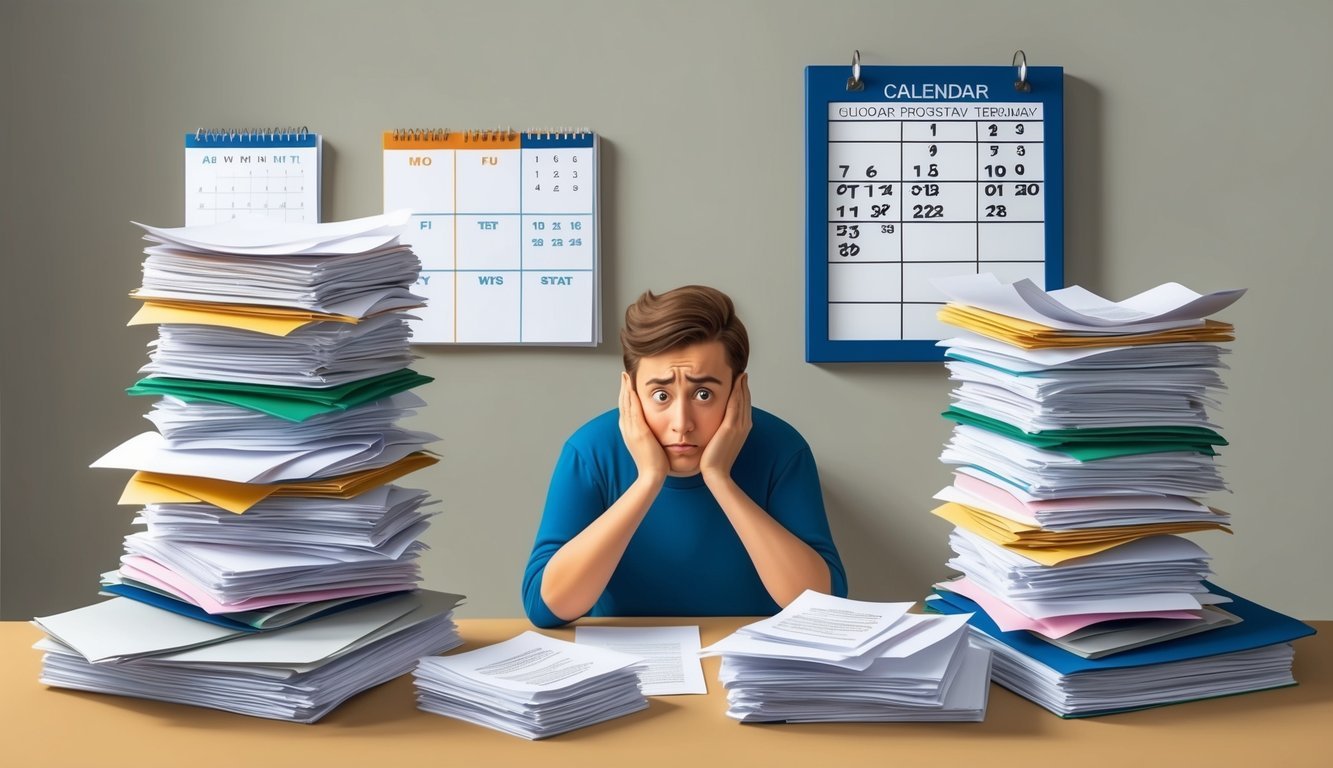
[3,0,1330,620]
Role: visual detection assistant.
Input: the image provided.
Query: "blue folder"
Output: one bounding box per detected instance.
[101,584,398,633]
[100,584,259,631]
[926,582,1316,674]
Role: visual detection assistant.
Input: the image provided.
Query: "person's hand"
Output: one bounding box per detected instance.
[701,372,751,486]
[619,372,669,484]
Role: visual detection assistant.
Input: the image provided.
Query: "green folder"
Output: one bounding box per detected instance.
[942,407,1224,460]
[128,368,434,422]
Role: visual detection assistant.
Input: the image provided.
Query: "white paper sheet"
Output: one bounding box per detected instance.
[575,625,706,695]
[934,273,1245,331]
[738,590,912,652]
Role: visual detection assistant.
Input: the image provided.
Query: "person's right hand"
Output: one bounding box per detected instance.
[619,372,669,483]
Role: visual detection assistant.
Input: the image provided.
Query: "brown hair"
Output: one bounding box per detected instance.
[621,285,749,379]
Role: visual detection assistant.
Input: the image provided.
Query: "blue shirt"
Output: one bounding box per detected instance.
[522,407,847,627]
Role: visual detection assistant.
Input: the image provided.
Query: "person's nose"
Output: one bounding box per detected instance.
[669,399,695,439]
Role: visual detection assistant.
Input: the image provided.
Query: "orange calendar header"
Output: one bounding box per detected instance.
[383,130,520,150]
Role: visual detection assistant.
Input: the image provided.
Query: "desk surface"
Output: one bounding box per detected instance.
[3,619,1329,767]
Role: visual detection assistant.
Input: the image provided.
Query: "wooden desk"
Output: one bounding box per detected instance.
[3,619,1328,767]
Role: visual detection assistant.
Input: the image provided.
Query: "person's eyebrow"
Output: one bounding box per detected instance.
[642,374,724,386]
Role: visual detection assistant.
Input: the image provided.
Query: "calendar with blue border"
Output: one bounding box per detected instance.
[805,64,1064,362]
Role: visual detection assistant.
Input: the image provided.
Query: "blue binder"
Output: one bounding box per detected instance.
[927,582,1316,673]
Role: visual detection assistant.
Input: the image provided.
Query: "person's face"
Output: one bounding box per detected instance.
[634,340,735,477]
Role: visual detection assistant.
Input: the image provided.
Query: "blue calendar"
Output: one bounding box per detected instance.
[185,128,321,225]
[805,61,1064,362]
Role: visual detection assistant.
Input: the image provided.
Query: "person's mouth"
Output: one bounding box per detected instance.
[666,443,697,453]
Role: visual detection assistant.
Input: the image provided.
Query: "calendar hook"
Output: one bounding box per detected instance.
[1012,50,1031,93]
[847,50,864,92]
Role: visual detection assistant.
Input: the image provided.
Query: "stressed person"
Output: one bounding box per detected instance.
[522,285,847,628]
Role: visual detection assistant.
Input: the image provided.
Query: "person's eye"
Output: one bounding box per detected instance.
[650,390,669,403]
[694,388,713,402]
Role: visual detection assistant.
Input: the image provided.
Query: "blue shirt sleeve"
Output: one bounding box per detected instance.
[764,443,849,599]
[521,439,605,628]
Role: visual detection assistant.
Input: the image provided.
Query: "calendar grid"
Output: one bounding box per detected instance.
[806,64,1063,362]
[383,131,600,345]
[185,131,321,226]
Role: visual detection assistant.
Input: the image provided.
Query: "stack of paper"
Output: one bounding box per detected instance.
[701,591,990,723]
[35,590,463,723]
[928,585,1312,717]
[414,632,648,739]
[32,213,461,722]
[922,274,1315,716]
[83,212,441,619]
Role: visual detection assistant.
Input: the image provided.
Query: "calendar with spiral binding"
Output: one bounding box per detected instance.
[185,127,321,225]
[805,57,1063,362]
[383,128,600,346]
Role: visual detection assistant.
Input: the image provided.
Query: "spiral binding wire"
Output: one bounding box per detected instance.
[523,127,593,140]
[193,126,311,142]
[389,127,593,142]
[390,128,451,142]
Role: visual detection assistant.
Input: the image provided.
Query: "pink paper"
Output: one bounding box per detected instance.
[952,473,1041,522]
[119,556,414,614]
[940,576,1200,638]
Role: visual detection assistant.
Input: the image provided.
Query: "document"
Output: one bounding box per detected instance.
[704,593,989,723]
[415,631,648,739]
[934,273,1245,331]
[739,590,912,652]
[93,427,435,484]
[135,209,412,255]
[575,625,707,696]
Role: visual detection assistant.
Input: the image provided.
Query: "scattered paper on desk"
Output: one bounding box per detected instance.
[739,590,912,652]
[575,625,706,696]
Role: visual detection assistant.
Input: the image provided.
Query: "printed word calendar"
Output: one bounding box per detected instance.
[185,128,322,225]
[383,129,600,345]
[805,64,1063,362]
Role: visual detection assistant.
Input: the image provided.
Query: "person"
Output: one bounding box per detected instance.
[521,285,847,628]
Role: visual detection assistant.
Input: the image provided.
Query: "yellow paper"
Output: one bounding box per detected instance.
[120,472,281,513]
[118,452,439,514]
[127,298,357,336]
[278,452,439,496]
[937,305,1235,349]
[931,502,1230,566]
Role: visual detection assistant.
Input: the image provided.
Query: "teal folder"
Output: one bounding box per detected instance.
[942,407,1225,460]
[127,368,433,421]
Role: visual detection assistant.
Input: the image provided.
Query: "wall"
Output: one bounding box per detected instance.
[3,0,1331,619]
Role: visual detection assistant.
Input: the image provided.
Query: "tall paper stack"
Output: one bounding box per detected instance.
[921,274,1315,717]
[33,211,464,722]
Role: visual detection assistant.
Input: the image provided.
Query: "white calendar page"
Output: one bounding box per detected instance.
[383,130,599,346]
[805,66,1063,362]
[185,130,321,225]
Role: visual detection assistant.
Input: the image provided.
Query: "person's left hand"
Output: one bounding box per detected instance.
[700,372,751,486]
